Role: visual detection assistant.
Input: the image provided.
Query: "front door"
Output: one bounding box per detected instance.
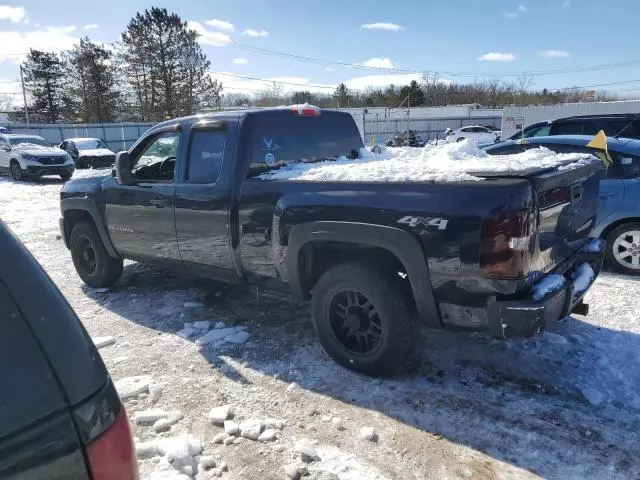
[103,129,183,267]
[175,121,237,281]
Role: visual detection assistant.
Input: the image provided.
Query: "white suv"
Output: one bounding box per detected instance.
[445,125,500,145]
[0,134,74,181]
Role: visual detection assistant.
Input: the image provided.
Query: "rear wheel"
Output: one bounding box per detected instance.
[605,223,640,275]
[60,171,73,181]
[311,263,417,376]
[9,160,25,181]
[70,221,123,287]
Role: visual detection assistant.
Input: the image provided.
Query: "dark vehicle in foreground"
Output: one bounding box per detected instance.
[509,113,640,141]
[0,134,75,181]
[487,134,640,275]
[60,106,605,375]
[0,220,137,479]
[60,137,116,169]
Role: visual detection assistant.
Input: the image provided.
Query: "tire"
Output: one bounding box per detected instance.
[311,263,417,376]
[60,171,73,181]
[70,221,123,287]
[456,137,465,143]
[605,223,640,275]
[9,160,25,181]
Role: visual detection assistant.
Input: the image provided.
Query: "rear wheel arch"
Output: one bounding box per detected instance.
[599,217,640,241]
[286,221,441,328]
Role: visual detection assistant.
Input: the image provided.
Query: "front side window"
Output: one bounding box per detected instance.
[553,122,583,135]
[529,125,551,137]
[186,130,226,184]
[131,132,180,182]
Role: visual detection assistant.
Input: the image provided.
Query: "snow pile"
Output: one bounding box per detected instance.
[572,263,595,294]
[136,435,202,478]
[583,238,605,253]
[195,326,249,346]
[532,274,566,301]
[258,142,597,183]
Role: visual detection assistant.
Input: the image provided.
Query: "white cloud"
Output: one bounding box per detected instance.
[478,52,516,62]
[325,67,333,72]
[360,22,404,31]
[504,12,518,18]
[518,4,527,12]
[562,0,571,7]
[343,73,428,91]
[0,26,79,63]
[82,23,99,30]
[0,5,26,23]
[232,58,248,64]
[360,57,394,69]
[540,49,569,58]
[242,28,268,37]
[205,19,234,31]
[187,21,231,46]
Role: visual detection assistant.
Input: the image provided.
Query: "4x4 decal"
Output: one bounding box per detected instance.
[397,216,448,231]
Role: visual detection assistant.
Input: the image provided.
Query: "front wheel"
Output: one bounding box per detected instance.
[456,137,465,143]
[70,221,123,287]
[606,223,640,275]
[10,160,25,181]
[311,263,417,376]
[60,171,73,181]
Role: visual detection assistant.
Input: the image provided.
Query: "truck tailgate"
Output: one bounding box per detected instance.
[478,159,604,276]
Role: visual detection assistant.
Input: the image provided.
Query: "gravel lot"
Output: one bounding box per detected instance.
[2,170,640,480]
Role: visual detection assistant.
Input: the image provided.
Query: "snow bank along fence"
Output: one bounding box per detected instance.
[4,122,155,152]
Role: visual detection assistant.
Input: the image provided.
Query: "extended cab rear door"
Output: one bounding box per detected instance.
[174,119,238,281]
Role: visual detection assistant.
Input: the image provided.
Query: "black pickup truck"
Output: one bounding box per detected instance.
[60,106,605,375]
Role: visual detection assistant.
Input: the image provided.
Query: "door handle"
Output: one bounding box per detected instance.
[149,197,168,208]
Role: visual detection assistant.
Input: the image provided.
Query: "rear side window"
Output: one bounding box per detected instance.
[247,112,363,177]
[606,120,640,139]
[553,122,583,135]
[0,282,66,437]
[608,153,640,179]
[186,130,226,184]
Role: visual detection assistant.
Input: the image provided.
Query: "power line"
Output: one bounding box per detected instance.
[227,40,640,78]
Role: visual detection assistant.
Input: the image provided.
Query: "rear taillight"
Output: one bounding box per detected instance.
[290,104,321,116]
[86,408,138,480]
[480,210,536,278]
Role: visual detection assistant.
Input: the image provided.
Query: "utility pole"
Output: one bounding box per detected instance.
[19,65,29,124]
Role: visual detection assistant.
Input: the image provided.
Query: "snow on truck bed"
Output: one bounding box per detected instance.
[259,141,597,183]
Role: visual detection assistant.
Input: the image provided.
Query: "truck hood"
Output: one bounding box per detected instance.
[61,172,111,196]
[78,148,114,157]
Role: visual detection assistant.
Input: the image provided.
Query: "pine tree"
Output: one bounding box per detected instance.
[22,49,68,123]
[119,7,220,120]
[333,83,351,107]
[66,38,120,122]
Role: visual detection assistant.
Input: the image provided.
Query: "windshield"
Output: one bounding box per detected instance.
[9,137,50,148]
[74,139,109,150]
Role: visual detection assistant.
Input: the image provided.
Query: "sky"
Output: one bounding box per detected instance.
[1,0,640,104]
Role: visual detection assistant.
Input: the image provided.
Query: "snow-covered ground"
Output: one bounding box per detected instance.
[1,170,640,480]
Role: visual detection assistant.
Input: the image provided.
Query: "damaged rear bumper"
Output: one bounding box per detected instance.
[487,238,605,339]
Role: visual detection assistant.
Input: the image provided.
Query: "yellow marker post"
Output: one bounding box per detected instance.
[586,130,613,166]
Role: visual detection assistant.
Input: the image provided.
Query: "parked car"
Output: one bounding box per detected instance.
[0,219,138,479]
[486,134,640,275]
[0,126,9,134]
[60,137,117,169]
[386,130,426,147]
[508,114,640,141]
[59,106,604,375]
[445,125,500,144]
[0,134,75,181]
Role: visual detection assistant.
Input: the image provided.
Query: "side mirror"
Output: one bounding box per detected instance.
[115,151,136,186]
